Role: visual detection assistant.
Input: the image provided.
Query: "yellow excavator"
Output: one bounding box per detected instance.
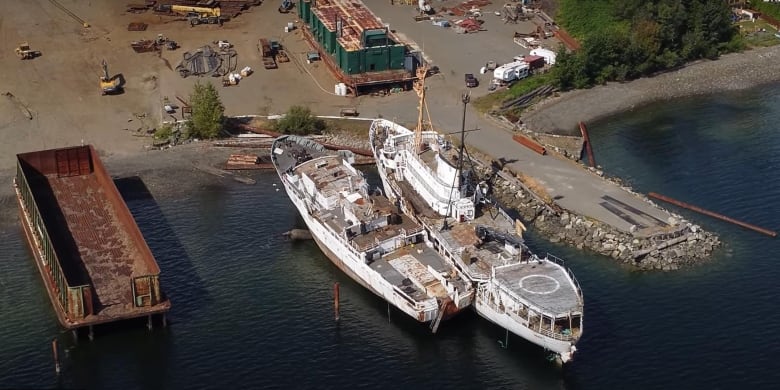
[99,59,121,95]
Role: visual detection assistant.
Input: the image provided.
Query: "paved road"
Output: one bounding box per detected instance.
[361,2,674,236]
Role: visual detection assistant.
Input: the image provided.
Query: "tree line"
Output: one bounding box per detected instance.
[553,0,742,89]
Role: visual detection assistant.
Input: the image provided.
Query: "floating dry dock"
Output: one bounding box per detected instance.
[14,145,170,332]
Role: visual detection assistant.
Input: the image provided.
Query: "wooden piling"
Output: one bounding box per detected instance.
[578,122,596,168]
[648,192,777,237]
[334,282,340,321]
[51,339,60,374]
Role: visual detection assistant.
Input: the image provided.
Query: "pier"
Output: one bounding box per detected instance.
[14,145,170,332]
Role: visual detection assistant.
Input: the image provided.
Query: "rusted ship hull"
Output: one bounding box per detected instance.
[14,145,170,330]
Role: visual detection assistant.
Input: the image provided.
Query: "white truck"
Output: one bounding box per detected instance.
[493,61,530,83]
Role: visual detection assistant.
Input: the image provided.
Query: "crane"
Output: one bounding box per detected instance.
[156,4,223,25]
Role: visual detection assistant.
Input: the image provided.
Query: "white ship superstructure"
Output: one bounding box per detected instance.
[368,69,583,362]
[272,135,474,329]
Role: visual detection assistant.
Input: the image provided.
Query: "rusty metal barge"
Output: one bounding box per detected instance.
[13,145,170,335]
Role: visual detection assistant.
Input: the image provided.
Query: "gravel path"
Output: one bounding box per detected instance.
[521,45,780,135]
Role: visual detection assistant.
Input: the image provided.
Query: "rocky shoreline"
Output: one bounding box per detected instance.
[488,170,721,270]
[520,44,780,135]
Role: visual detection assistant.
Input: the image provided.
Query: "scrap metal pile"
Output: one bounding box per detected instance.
[439,0,491,16]
[131,34,178,53]
[176,45,237,78]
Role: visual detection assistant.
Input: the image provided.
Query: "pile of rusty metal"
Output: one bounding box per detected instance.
[131,39,159,53]
[440,0,491,17]
[131,35,178,53]
[453,18,482,33]
[126,1,157,13]
[127,22,148,31]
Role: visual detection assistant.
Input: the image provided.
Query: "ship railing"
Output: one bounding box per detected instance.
[392,286,437,311]
[545,252,583,301]
[537,327,576,342]
[14,167,92,320]
[481,289,575,342]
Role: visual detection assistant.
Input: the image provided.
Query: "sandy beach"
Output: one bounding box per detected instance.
[521,44,780,135]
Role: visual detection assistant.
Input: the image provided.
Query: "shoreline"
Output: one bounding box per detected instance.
[520,44,780,135]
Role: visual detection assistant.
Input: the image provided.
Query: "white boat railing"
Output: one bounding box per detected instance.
[479,287,576,342]
[545,253,584,301]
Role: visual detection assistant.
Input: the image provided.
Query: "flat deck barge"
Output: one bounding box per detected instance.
[13,145,170,331]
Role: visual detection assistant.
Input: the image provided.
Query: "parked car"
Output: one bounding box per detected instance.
[465,73,478,88]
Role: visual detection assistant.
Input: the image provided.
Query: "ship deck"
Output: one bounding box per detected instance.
[369,244,455,301]
[39,175,157,316]
[317,196,461,301]
[495,260,581,315]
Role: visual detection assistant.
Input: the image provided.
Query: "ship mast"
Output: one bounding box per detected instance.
[413,65,430,153]
[442,92,471,231]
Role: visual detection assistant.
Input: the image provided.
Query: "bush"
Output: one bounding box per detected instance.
[154,123,174,140]
[187,82,225,139]
[275,105,326,135]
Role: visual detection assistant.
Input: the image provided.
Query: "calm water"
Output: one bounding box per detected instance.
[2,83,780,389]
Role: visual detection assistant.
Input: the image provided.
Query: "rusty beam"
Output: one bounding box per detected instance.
[512,134,546,155]
[648,192,777,237]
[578,121,596,167]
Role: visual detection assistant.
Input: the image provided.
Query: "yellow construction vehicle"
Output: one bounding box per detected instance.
[156,4,222,25]
[15,42,41,60]
[99,59,121,95]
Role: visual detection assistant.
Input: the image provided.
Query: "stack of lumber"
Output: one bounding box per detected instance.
[225,154,273,170]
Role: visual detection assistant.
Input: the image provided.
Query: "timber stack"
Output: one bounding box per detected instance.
[224,154,273,170]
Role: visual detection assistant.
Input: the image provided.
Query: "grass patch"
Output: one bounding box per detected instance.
[515,172,553,204]
[322,118,370,137]
[738,20,780,47]
[472,73,556,113]
[750,0,780,21]
[556,0,626,41]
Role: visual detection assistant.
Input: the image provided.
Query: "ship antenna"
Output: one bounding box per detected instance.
[442,92,470,231]
[459,92,469,166]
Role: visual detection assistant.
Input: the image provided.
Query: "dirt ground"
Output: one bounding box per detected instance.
[0,0,559,170]
[0,0,359,169]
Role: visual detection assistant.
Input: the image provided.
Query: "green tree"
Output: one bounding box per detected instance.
[275,105,326,135]
[188,81,225,139]
[552,0,738,91]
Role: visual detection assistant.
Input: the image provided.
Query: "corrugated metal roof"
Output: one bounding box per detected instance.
[311,0,399,51]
